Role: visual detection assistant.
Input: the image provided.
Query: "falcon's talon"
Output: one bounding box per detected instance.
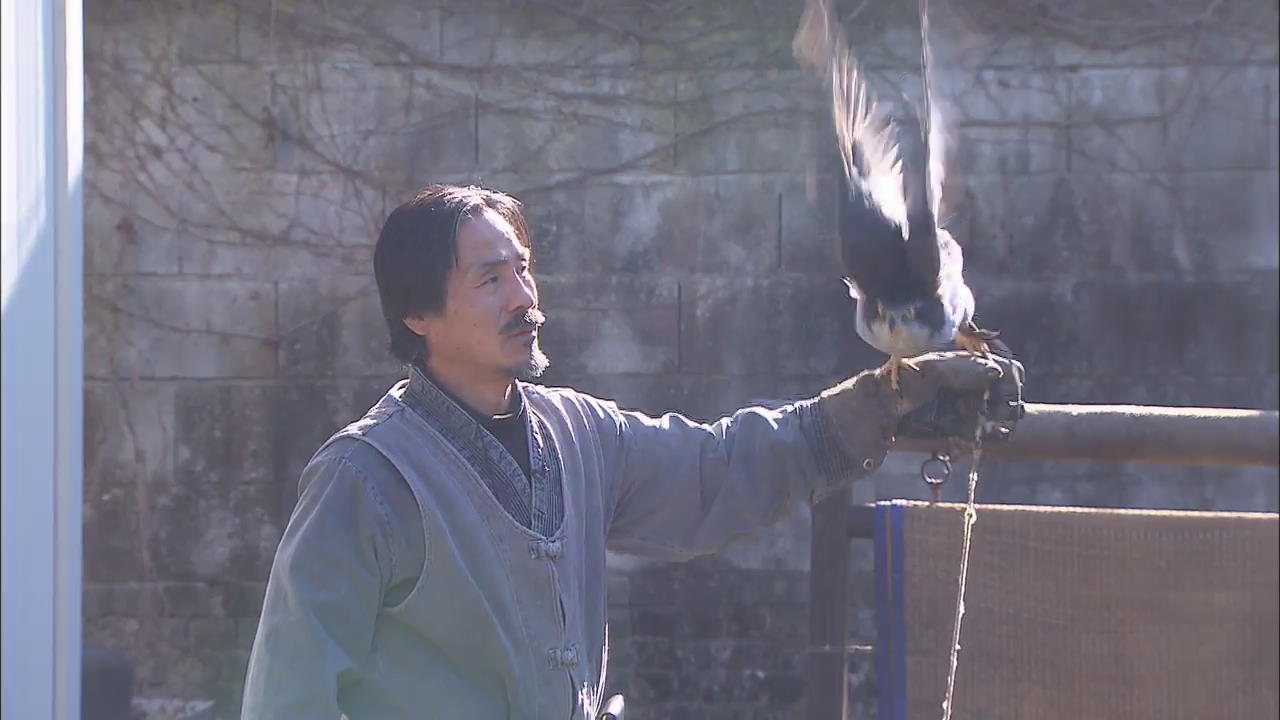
[954,327,991,357]
[956,321,999,359]
[882,356,921,396]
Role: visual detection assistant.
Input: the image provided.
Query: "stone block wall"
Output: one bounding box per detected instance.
[82,0,1278,717]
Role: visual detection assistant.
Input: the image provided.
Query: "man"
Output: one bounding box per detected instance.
[241,183,1024,719]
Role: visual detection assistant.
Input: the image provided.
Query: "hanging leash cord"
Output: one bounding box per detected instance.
[910,0,980,714]
[939,388,989,720]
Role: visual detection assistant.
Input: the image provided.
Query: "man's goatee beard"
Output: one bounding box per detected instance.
[519,342,550,380]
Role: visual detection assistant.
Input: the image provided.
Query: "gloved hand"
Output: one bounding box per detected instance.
[813,349,1025,475]
[895,342,1026,445]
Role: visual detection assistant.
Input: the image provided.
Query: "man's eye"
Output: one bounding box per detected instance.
[481,276,499,286]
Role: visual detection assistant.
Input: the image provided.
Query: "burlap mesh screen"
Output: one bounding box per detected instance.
[874,501,1279,720]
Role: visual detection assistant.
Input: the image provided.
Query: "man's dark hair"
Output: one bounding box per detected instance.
[373,183,532,364]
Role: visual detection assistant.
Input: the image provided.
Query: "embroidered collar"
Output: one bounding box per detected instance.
[401,365,562,537]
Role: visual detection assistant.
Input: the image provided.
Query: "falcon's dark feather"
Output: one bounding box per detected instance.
[827,46,940,307]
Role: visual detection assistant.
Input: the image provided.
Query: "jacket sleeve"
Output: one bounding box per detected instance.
[240,442,404,720]
[592,395,885,561]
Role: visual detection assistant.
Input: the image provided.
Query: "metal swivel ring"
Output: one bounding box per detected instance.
[921,453,952,487]
[921,452,952,503]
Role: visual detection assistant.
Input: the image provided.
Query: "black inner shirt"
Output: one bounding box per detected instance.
[475,391,532,482]
[428,372,532,482]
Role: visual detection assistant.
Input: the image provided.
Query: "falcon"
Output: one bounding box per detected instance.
[793,0,997,392]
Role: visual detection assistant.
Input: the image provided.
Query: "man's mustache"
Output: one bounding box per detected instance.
[501,308,546,335]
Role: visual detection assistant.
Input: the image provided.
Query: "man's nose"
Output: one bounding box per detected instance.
[509,270,537,311]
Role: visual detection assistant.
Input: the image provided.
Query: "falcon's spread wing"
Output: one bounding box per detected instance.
[794,0,941,305]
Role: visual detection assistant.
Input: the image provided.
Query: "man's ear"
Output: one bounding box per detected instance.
[402,315,432,338]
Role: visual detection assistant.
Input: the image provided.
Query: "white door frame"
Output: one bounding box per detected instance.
[1,0,84,717]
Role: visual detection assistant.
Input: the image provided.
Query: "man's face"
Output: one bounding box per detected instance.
[407,207,548,383]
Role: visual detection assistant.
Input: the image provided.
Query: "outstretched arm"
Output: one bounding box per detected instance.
[598,351,1023,561]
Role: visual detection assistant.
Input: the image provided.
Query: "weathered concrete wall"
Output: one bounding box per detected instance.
[82,0,1278,717]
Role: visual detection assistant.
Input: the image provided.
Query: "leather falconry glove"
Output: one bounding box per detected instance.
[813,349,1026,476]
[896,339,1025,445]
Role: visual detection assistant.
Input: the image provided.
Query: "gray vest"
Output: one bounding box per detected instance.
[323,381,610,720]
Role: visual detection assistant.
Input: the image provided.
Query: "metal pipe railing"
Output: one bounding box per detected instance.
[892,403,1279,467]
